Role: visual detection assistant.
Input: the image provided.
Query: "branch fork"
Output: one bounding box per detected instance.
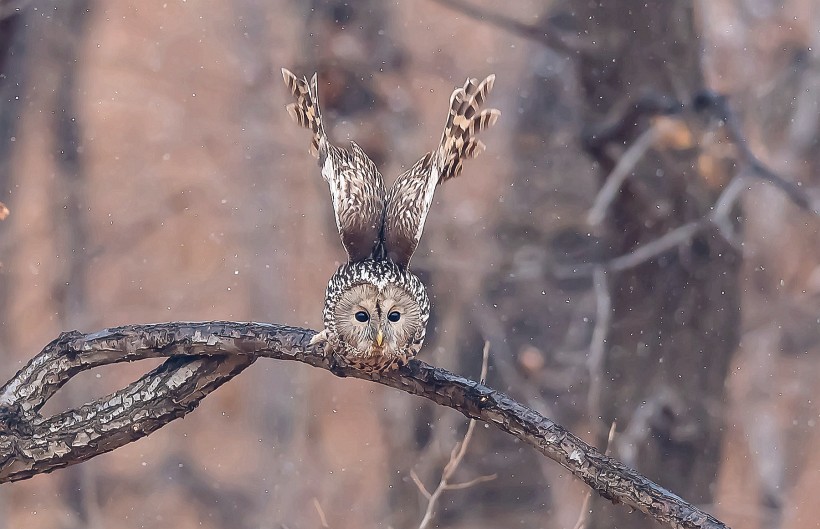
[0,322,729,529]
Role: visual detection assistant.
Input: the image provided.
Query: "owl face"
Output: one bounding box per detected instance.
[333,283,423,359]
[322,259,430,369]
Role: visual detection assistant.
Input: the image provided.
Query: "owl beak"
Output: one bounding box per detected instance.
[375,330,384,347]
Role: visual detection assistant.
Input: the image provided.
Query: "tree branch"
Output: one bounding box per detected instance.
[693,90,817,213]
[0,322,728,529]
[430,0,582,55]
[414,342,493,529]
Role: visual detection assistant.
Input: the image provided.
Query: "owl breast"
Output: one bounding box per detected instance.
[322,259,430,371]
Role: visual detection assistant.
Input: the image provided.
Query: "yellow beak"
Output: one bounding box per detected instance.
[375,330,384,347]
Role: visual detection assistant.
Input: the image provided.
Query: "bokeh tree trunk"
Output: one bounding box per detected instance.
[477,1,740,527]
[574,2,740,527]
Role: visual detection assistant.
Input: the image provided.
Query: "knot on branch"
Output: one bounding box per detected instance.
[55,329,85,360]
[0,403,34,436]
[691,89,728,119]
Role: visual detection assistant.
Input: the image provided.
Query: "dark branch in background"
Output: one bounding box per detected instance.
[435,0,815,278]
[582,94,683,157]
[431,0,582,55]
[582,90,815,214]
[555,90,819,278]
[0,322,727,529]
[692,90,816,213]
[0,0,30,21]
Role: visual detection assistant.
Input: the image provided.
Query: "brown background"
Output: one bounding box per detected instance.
[0,1,818,528]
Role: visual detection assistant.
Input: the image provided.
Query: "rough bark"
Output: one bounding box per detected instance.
[0,322,728,529]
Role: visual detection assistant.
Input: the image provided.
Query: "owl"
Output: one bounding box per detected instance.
[282,68,500,372]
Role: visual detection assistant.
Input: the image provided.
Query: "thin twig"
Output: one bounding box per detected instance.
[583,145,799,275]
[708,171,749,247]
[431,0,582,55]
[607,220,706,272]
[558,90,818,280]
[573,422,617,529]
[479,340,490,383]
[443,473,498,491]
[313,497,329,528]
[586,267,611,438]
[558,159,753,279]
[555,219,707,278]
[409,469,432,499]
[694,91,816,213]
[587,125,659,226]
[415,341,493,529]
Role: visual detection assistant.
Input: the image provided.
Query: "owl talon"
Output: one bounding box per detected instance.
[309,329,328,347]
[328,352,349,378]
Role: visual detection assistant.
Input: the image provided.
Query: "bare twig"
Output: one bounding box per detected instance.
[607,220,706,272]
[414,342,494,529]
[709,172,749,246]
[443,473,498,491]
[409,469,432,499]
[573,422,617,529]
[478,340,489,384]
[561,89,817,279]
[0,322,729,529]
[562,162,750,278]
[586,267,611,437]
[587,125,660,226]
[431,0,581,55]
[556,220,706,278]
[694,91,816,213]
[560,157,756,279]
[313,498,329,528]
[582,94,683,156]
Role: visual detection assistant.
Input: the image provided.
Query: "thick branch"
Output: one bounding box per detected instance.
[0,322,728,529]
[0,353,255,482]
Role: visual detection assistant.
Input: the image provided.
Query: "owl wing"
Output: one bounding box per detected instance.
[383,74,500,268]
[282,68,386,262]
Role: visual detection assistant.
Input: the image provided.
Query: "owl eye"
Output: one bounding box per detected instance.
[387,311,401,323]
[354,311,370,323]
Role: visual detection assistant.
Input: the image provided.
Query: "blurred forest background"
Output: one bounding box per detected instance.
[0,0,818,528]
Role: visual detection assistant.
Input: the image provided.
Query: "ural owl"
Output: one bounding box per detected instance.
[282,68,499,372]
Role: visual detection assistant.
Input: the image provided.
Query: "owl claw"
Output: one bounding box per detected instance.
[328,352,349,378]
[309,329,328,347]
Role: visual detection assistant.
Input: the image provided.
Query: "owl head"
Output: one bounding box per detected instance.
[323,260,430,366]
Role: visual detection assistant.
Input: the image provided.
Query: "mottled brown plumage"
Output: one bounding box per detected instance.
[282,68,499,372]
[282,69,386,262]
[384,75,500,267]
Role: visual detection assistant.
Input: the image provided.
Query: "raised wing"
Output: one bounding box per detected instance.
[282,68,386,262]
[382,75,500,268]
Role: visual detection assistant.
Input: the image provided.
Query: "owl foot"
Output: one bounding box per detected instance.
[341,352,413,374]
[327,352,349,378]
[309,329,328,348]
